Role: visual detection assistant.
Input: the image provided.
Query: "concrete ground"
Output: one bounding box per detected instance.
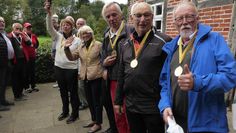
[0,83,109,133]
[0,82,235,133]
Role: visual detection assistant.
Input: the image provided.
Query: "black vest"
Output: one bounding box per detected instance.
[0,33,8,67]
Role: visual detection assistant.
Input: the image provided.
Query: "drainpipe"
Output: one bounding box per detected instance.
[228,0,236,55]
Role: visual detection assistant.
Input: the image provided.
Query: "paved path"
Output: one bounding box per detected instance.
[0,83,109,133]
[0,83,235,133]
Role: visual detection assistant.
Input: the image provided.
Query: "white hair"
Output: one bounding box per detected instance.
[101,2,122,21]
[130,2,153,16]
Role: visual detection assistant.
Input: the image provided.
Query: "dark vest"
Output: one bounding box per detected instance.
[0,33,8,67]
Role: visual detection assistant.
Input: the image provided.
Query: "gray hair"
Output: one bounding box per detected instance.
[12,23,22,29]
[173,1,198,18]
[130,2,153,16]
[101,2,122,21]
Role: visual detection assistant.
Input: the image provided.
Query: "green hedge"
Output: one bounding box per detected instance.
[35,36,55,83]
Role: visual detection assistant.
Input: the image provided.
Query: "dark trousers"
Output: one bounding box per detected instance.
[0,66,8,102]
[102,79,118,132]
[12,58,26,98]
[55,66,79,117]
[84,78,103,124]
[25,58,36,89]
[126,110,164,133]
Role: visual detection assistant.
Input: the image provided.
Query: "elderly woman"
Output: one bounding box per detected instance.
[64,25,103,133]
[44,2,80,124]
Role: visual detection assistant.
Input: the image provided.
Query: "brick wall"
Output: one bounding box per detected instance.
[128,0,234,41]
[165,0,233,40]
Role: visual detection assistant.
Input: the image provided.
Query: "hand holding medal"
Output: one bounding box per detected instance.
[177,64,194,91]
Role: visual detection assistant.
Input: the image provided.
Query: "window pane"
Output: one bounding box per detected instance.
[156,20,161,30]
[156,5,162,15]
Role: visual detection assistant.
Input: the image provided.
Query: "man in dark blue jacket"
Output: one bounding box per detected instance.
[158,1,236,132]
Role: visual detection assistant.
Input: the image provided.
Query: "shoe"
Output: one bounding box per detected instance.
[83,122,95,128]
[0,105,10,111]
[66,115,78,124]
[25,88,33,93]
[88,124,101,133]
[58,113,69,121]
[32,88,39,92]
[53,84,58,88]
[1,100,14,106]
[14,97,27,101]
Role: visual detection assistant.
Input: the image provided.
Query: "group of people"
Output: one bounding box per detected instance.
[44,0,236,133]
[0,17,39,117]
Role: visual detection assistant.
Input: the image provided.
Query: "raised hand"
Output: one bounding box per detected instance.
[44,0,51,14]
[64,36,75,48]
[178,64,194,91]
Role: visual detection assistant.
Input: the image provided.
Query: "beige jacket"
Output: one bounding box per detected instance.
[65,40,103,80]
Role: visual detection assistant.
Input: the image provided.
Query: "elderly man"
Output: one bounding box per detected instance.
[8,23,31,101]
[114,2,171,133]
[74,17,88,111]
[158,1,236,132]
[0,16,14,111]
[101,2,131,133]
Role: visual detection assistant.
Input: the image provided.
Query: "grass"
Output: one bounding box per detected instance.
[38,36,52,47]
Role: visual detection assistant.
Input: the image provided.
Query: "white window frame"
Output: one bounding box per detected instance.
[151,2,164,32]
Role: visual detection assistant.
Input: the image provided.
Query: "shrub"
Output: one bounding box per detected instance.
[35,36,55,83]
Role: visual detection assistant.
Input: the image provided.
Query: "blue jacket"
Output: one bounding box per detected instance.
[158,24,236,133]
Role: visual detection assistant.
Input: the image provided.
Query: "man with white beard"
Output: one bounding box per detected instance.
[158,1,236,133]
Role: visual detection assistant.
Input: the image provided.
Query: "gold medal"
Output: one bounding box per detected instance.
[111,50,117,56]
[174,66,183,77]
[130,59,138,68]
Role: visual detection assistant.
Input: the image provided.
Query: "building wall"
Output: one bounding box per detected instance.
[165,0,233,40]
[129,0,234,41]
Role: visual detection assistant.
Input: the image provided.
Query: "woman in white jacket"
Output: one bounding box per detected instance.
[44,2,80,124]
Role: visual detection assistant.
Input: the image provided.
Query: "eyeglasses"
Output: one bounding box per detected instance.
[133,13,152,19]
[174,14,197,23]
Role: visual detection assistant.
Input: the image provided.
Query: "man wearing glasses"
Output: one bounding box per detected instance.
[158,1,236,132]
[114,2,171,133]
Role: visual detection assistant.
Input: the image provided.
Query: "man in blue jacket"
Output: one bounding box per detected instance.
[158,1,236,133]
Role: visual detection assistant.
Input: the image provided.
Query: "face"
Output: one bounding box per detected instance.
[0,17,5,31]
[174,4,199,39]
[13,24,22,35]
[62,22,72,35]
[131,5,153,36]
[76,19,85,29]
[25,26,32,34]
[81,32,92,42]
[104,5,123,31]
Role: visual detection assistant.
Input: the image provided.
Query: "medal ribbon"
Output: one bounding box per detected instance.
[109,21,125,50]
[178,31,197,64]
[133,29,151,58]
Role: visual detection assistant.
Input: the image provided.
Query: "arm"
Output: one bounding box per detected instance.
[44,2,58,41]
[114,44,125,114]
[193,33,236,93]
[64,36,80,61]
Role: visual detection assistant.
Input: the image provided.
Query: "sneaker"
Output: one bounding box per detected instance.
[53,84,58,88]
[25,88,33,93]
[32,87,39,92]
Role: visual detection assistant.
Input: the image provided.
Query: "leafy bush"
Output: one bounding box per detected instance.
[35,36,55,83]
